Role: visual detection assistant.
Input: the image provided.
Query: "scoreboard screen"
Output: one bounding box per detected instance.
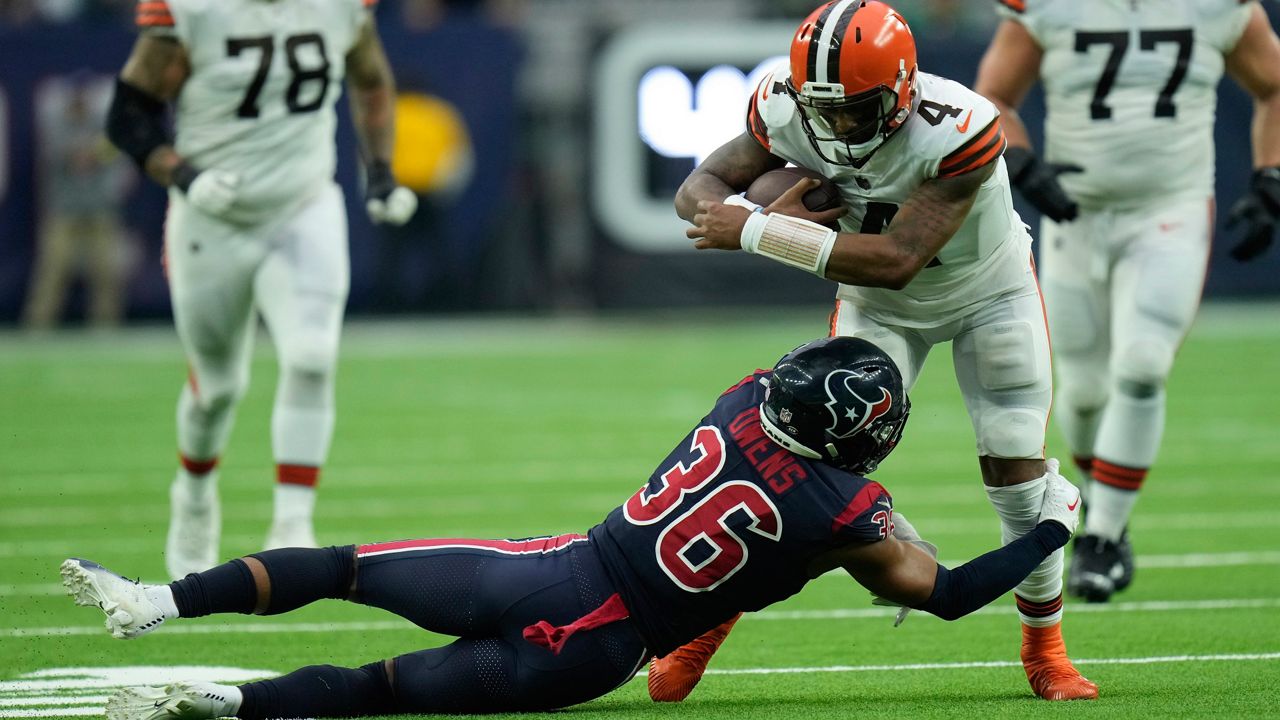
[592,22,792,252]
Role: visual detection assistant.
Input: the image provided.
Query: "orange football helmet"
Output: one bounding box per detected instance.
[786,0,918,165]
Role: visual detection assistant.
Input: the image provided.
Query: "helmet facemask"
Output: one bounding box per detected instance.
[786,61,915,167]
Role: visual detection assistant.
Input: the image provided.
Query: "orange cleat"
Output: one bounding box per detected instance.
[647,613,742,702]
[1021,622,1099,701]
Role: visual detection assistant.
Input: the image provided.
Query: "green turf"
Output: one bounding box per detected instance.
[2,304,1278,719]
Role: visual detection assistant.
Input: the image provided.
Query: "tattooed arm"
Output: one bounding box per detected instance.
[675,132,786,222]
[824,162,993,289]
[118,34,190,187]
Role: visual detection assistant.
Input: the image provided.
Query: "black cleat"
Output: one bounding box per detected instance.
[1068,534,1125,603]
[1113,529,1135,592]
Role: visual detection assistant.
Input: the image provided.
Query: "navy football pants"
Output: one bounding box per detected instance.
[237,535,648,717]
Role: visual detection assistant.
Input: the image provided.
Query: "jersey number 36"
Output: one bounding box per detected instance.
[623,426,783,593]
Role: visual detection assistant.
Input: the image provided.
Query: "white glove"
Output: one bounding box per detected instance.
[1037,458,1082,535]
[366,185,418,225]
[186,169,241,217]
[870,511,938,627]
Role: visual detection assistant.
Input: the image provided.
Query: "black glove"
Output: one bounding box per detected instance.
[1226,167,1280,263]
[1003,146,1082,223]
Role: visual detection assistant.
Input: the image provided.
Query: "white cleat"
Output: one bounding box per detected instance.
[106,682,240,720]
[166,473,221,581]
[60,558,169,639]
[263,518,317,551]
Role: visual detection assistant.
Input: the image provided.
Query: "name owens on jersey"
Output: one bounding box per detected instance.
[996,0,1254,209]
[747,67,1034,328]
[136,0,374,226]
[589,371,894,658]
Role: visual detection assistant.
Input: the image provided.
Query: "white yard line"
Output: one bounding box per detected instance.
[6,597,1277,638]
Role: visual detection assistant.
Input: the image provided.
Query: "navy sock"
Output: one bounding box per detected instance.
[168,559,256,618]
[168,546,356,618]
[248,545,356,615]
[237,662,393,719]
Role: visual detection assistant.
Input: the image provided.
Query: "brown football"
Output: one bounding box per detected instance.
[745,166,843,214]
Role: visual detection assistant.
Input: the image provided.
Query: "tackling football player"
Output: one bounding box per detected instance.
[105,0,418,580]
[974,0,1280,602]
[667,0,1095,702]
[61,338,1083,719]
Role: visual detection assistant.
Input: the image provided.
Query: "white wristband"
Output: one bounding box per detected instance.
[723,194,763,212]
[739,212,837,276]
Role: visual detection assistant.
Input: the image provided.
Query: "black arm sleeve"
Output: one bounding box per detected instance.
[105,77,171,169]
[915,521,1070,621]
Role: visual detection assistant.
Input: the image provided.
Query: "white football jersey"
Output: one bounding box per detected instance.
[997,0,1254,209]
[138,0,371,225]
[749,67,1033,328]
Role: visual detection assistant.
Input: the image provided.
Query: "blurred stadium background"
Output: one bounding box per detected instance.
[2,1,1278,717]
[1,0,1277,324]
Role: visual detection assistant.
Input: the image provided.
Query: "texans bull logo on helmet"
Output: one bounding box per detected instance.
[824,369,893,439]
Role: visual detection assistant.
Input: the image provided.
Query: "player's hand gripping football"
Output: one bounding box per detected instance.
[1003,146,1081,223]
[365,159,418,226]
[1037,458,1082,535]
[870,511,938,627]
[1226,167,1280,262]
[183,168,241,217]
[688,179,844,250]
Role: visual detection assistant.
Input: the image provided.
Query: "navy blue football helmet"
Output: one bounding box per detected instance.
[760,336,909,474]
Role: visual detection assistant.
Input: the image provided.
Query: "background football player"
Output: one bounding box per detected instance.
[664,0,1096,702]
[975,0,1280,602]
[106,0,418,580]
[61,337,1083,719]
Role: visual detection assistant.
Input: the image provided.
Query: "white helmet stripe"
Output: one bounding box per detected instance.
[815,0,858,84]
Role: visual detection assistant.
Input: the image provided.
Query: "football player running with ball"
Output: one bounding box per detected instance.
[107,0,418,580]
[667,0,1096,702]
[61,337,1084,719]
[974,0,1280,602]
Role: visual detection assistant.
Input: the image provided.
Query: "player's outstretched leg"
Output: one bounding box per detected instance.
[62,546,357,640]
[647,613,741,702]
[60,559,178,639]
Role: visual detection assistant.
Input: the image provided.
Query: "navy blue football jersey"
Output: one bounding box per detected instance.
[589,370,894,657]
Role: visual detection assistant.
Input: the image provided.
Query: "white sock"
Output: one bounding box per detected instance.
[185,682,242,717]
[985,472,1064,627]
[144,585,181,620]
[273,483,316,525]
[174,469,219,505]
[1084,482,1137,542]
[1094,388,1164,469]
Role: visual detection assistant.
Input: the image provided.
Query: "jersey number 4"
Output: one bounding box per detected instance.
[1076,29,1193,120]
[624,426,783,592]
[227,34,331,119]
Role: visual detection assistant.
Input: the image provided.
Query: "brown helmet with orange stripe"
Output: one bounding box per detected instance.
[786,0,917,166]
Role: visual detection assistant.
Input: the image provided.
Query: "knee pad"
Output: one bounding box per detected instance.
[976,407,1047,459]
[188,369,249,415]
[974,321,1043,391]
[247,545,356,615]
[1114,336,1175,396]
